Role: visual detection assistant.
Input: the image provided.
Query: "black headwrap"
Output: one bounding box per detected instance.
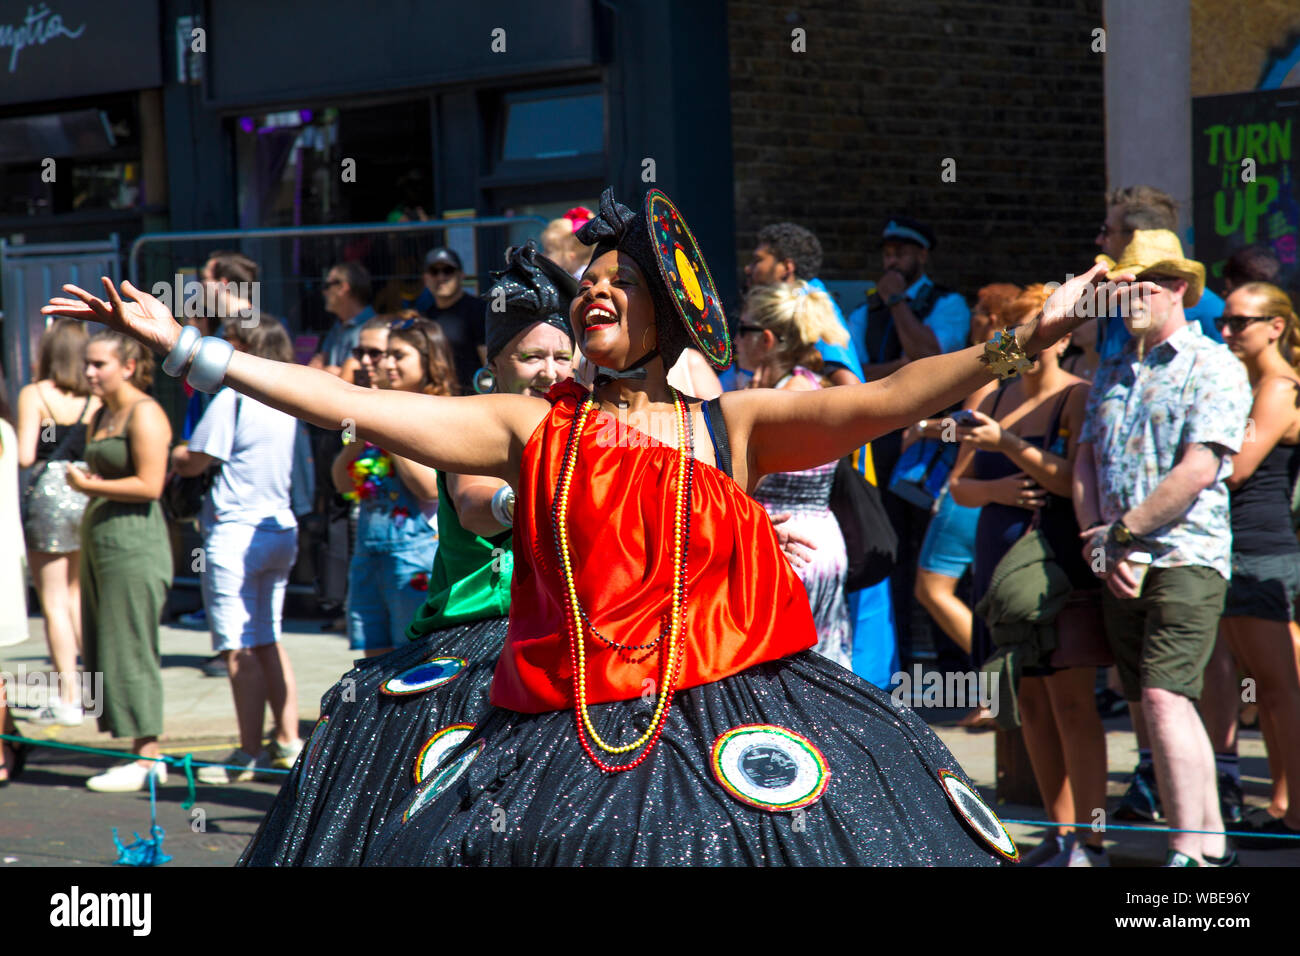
[576,187,691,375]
[484,241,578,365]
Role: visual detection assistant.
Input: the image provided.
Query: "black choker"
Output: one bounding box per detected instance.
[592,348,660,387]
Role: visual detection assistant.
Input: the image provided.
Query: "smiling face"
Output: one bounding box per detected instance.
[83,339,133,396]
[382,333,428,392]
[570,250,658,370]
[492,323,574,398]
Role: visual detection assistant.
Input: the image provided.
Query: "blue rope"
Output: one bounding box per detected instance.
[999,817,1300,841]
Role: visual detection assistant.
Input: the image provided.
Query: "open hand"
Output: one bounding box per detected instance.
[1028,263,1164,352]
[771,512,817,570]
[42,278,182,357]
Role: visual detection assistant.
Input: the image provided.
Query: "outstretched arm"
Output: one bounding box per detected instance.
[43,279,546,483]
[731,264,1135,484]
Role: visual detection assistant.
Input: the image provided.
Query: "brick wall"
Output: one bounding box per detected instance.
[728,0,1106,305]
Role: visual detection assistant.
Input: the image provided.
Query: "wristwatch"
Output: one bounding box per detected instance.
[1108,521,1136,548]
[885,292,907,307]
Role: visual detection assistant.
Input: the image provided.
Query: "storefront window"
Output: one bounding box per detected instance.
[0,98,141,219]
[502,88,603,161]
[233,100,432,229]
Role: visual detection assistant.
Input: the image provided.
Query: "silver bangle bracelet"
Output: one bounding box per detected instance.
[186,336,235,394]
[490,484,515,529]
[162,325,202,377]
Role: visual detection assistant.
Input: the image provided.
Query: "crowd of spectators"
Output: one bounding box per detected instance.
[2,191,1298,869]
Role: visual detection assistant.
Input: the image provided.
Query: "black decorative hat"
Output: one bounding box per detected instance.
[578,187,732,371]
[484,241,577,364]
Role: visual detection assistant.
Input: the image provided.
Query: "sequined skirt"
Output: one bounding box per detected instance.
[22,461,90,553]
[238,615,507,866]
[365,651,1014,866]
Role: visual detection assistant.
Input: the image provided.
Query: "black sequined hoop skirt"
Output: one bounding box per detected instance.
[238,616,507,866]
[366,650,1016,866]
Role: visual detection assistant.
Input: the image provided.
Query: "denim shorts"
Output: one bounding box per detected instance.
[917,488,979,578]
[1223,551,1300,622]
[347,539,440,651]
[201,522,299,651]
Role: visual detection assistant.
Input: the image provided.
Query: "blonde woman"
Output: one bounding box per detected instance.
[1212,282,1300,847]
[16,318,100,726]
[735,281,853,666]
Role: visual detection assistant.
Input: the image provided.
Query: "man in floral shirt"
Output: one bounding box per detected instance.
[1075,229,1251,867]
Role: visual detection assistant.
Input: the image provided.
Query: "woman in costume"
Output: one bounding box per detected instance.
[237,243,577,865]
[47,188,1126,865]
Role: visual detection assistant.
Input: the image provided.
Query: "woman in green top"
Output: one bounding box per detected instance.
[73,331,174,793]
[239,243,576,864]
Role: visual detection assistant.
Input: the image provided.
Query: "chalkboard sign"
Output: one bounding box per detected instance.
[1192,87,1300,296]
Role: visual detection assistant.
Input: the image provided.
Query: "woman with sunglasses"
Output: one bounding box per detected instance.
[330,313,454,658]
[1208,282,1300,847]
[241,243,574,864]
[732,281,853,666]
[45,187,1116,865]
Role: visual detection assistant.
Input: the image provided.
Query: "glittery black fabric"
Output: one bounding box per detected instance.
[366,650,1012,866]
[237,616,507,866]
[577,187,690,371]
[484,241,577,364]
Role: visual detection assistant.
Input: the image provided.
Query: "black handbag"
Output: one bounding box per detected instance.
[163,396,240,522]
[830,456,898,591]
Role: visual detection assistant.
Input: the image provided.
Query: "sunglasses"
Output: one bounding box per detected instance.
[1097,223,1132,238]
[390,317,421,331]
[323,278,343,288]
[1215,314,1275,334]
[427,265,457,278]
[737,323,766,336]
[351,346,385,361]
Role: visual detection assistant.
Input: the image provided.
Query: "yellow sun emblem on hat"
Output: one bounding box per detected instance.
[674,246,705,310]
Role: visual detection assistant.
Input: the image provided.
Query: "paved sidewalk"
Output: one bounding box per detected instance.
[3,616,1297,866]
[3,615,357,745]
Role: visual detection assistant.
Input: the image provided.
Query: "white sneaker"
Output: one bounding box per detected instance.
[267,738,303,770]
[1069,844,1110,867]
[28,698,84,727]
[197,749,265,784]
[86,760,167,792]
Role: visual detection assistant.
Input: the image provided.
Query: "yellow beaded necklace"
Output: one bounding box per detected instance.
[553,388,692,771]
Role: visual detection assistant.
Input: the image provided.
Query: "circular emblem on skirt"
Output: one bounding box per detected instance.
[938,769,1019,861]
[413,723,475,784]
[381,656,467,696]
[403,738,485,823]
[710,725,830,811]
[301,715,330,777]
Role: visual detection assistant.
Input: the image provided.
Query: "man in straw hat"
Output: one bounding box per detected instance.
[1074,228,1252,866]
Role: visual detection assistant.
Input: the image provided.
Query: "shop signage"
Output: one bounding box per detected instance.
[1192,87,1300,292]
[0,0,160,106]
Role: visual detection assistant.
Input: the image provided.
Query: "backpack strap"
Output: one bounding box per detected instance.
[702,397,732,479]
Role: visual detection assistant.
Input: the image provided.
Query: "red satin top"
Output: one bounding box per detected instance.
[489,381,817,714]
